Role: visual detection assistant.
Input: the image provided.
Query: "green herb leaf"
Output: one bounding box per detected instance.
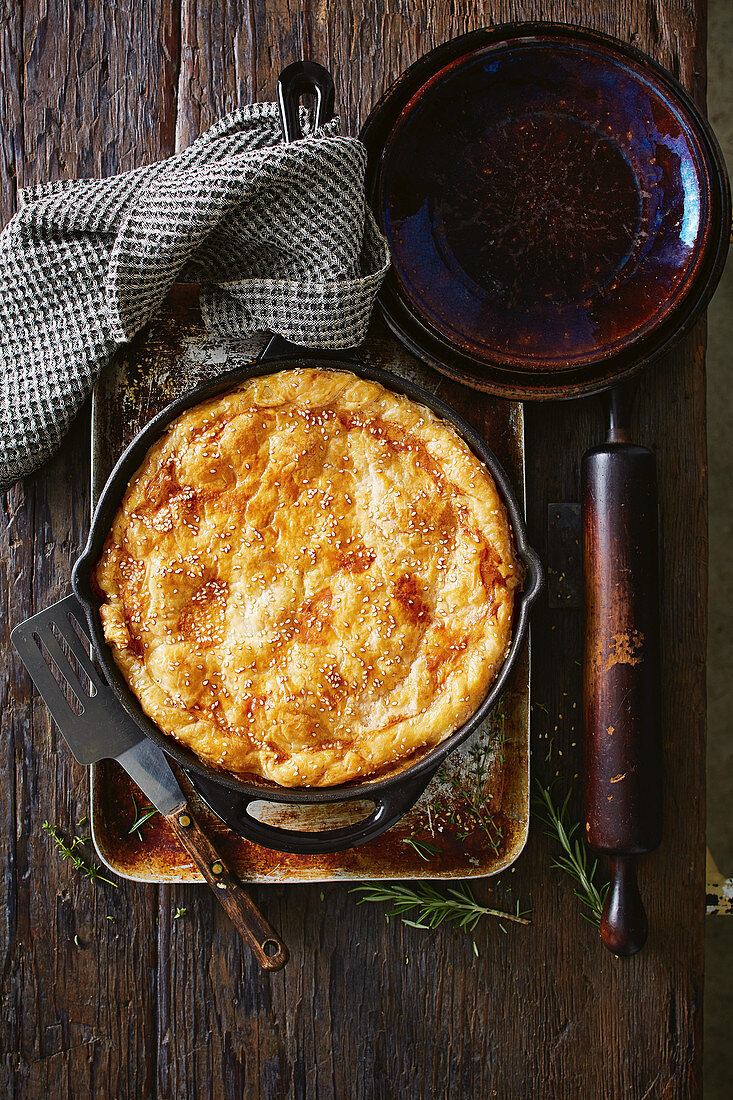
[128,794,158,841]
[533,780,609,927]
[42,821,118,888]
[402,836,439,861]
[350,881,530,935]
[128,809,157,837]
[432,715,507,850]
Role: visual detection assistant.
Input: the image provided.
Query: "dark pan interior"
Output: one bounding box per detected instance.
[361,22,731,400]
[72,346,542,806]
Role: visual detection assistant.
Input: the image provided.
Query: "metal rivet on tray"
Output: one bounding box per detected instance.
[178,813,192,828]
[211,860,224,876]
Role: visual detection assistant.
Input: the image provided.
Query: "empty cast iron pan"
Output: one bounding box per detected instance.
[361,23,731,955]
[362,23,729,399]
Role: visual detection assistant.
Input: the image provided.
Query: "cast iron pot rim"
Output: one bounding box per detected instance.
[72,341,542,806]
[360,21,732,400]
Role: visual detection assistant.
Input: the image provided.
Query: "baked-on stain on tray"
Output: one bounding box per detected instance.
[90,286,530,883]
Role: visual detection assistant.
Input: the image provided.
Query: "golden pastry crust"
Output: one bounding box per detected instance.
[95,368,520,787]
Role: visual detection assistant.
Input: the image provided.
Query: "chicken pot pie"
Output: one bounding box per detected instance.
[95,368,520,787]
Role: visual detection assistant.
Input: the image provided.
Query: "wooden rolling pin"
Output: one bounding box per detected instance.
[582,388,662,956]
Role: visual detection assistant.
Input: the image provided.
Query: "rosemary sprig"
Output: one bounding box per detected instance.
[42,821,118,888]
[128,793,158,841]
[351,881,530,933]
[534,781,608,926]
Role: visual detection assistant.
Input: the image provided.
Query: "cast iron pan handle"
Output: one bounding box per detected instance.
[188,768,438,855]
[276,60,335,142]
[582,386,662,956]
[256,333,359,366]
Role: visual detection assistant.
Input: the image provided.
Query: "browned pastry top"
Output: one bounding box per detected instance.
[95,368,519,786]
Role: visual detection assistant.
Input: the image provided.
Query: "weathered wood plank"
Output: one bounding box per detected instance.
[0,3,180,1097]
[1,1,709,1097]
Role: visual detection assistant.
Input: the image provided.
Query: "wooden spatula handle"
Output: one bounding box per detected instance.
[582,438,662,956]
[166,804,289,971]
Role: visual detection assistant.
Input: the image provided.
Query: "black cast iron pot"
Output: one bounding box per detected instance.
[71,335,543,854]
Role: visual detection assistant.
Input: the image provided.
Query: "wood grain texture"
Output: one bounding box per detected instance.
[1,4,179,1097]
[0,2,709,1097]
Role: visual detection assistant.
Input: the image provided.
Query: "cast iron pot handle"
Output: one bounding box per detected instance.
[256,333,359,366]
[277,60,335,143]
[188,767,438,855]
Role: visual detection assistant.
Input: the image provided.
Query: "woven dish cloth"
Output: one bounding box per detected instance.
[0,103,390,492]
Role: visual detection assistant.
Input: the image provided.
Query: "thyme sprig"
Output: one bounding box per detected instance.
[431,714,506,850]
[42,821,117,888]
[534,781,609,926]
[351,881,530,933]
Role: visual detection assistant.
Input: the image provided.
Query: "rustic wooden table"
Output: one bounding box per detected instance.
[0,2,709,1097]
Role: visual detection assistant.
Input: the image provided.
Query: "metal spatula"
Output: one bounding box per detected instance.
[11,594,289,971]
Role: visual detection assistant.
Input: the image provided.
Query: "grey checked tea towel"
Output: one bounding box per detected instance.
[0,102,390,492]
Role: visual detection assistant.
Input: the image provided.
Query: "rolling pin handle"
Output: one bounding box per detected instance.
[600,854,648,956]
[607,385,631,443]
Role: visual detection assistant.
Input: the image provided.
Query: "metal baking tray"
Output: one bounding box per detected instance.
[89,287,531,883]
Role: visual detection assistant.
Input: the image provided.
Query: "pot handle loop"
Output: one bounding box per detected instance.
[187,767,439,855]
[276,60,336,143]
